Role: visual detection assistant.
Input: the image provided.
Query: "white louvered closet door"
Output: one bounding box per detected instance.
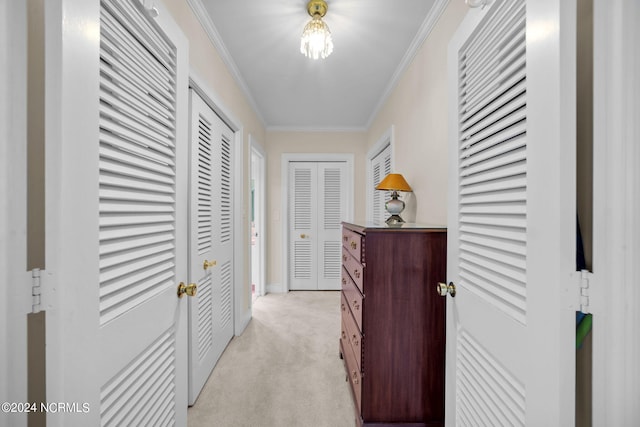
[98,0,188,425]
[371,144,392,224]
[187,90,234,405]
[289,162,347,290]
[446,0,576,425]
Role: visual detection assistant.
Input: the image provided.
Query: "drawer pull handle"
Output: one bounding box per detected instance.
[352,334,359,346]
[353,269,360,279]
[342,331,347,340]
[342,278,347,285]
[352,371,359,385]
[342,254,347,262]
[341,303,346,311]
[353,301,360,310]
[350,241,357,250]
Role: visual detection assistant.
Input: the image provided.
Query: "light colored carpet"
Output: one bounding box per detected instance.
[187,291,355,427]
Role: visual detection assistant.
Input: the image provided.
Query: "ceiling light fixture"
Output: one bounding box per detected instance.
[300,0,334,60]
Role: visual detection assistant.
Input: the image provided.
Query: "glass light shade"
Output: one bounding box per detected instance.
[300,16,334,60]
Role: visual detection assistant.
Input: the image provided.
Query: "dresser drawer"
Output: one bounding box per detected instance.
[341,267,363,331]
[343,333,362,413]
[342,298,363,372]
[342,247,364,293]
[342,227,363,263]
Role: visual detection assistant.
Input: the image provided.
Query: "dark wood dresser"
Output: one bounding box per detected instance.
[339,221,447,427]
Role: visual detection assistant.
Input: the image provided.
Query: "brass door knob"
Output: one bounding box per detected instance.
[203,259,217,270]
[300,233,308,239]
[437,282,456,297]
[177,282,197,298]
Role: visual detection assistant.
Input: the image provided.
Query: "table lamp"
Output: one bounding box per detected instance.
[375,173,412,225]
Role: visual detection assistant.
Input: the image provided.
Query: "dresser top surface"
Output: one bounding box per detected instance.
[343,221,446,234]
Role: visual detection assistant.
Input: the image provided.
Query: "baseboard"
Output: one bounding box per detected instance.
[266,282,286,294]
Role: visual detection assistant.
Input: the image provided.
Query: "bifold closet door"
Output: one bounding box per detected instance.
[187,90,234,405]
[289,161,346,290]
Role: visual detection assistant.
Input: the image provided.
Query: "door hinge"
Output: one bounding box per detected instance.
[579,269,592,314]
[31,268,42,313]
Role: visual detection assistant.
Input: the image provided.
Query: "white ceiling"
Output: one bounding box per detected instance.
[189,0,443,130]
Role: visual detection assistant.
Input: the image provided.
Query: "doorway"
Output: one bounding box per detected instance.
[250,138,266,302]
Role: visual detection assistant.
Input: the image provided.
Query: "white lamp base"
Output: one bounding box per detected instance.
[385,191,405,224]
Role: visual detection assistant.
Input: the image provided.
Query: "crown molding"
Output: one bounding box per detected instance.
[365,0,451,129]
[186,0,266,127]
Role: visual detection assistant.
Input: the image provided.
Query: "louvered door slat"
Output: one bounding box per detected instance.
[456,2,528,421]
[99,103,175,151]
[100,63,174,125]
[100,76,174,132]
[100,11,175,91]
[196,113,213,254]
[460,104,526,149]
[461,16,525,102]
[111,0,175,73]
[318,163,347,287]
[294,168,312,229]
[220,135,232,243]
[99,88,174,142]
[100,330,176,427]
[99,144,174,177]
[197,275,213,361]
[100,34,174,112]
[370,143,392,224]
[372,163,381,224]
[323,168,342,229]
[457,331,525,426]
[460,79,526,137]
[460,1,524,81]
[99,45,174,116]
[100,157,173,185]
[102,1,175,93]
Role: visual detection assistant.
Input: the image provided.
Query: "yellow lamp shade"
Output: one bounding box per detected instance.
[375,173,412,192]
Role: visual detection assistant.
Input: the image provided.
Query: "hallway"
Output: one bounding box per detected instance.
[188,292,355,427]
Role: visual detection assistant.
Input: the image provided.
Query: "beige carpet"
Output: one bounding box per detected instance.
[188,291,355,427]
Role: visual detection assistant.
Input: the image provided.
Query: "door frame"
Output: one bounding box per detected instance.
[281,153,354,293]
[591,0,640,423]
[189,72,249,335]
[249,136,266,300]
[0,0,30,422]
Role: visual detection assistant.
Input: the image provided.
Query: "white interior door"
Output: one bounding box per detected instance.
[98,1,190,425]
[446,1,576,425]
[42,1,189,425]
[289,161,347,290]
[187,90,234,405]
[371,144,392,224]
